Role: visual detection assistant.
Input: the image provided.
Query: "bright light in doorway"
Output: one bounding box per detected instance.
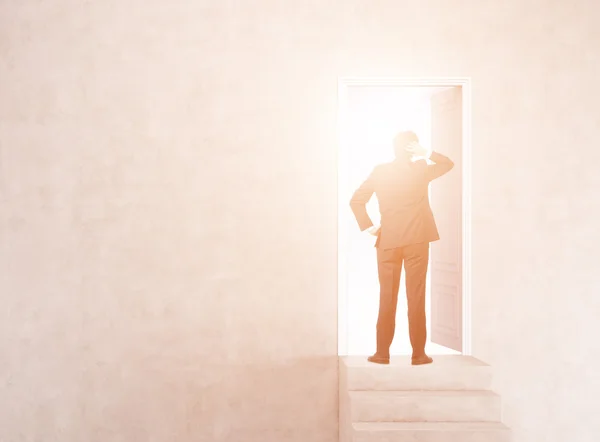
[338,85,453,357]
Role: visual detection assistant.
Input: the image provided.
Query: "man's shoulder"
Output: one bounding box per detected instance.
[369,162,393,179]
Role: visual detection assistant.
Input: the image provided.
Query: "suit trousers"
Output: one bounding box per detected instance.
[375,242,429,358]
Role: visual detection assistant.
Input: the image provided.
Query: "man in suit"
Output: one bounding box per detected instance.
[349,131,454,365]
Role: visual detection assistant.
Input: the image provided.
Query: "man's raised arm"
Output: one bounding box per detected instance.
[426,152,454,182]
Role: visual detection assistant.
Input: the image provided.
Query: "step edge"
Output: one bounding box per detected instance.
[348,390,501,397]
[346,380,495,391]
[341,355,491,367]
[353,421,511,431]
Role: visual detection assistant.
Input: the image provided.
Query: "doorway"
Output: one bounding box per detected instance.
[337,77,472,357]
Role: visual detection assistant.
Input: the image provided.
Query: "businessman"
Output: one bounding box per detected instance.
[349,131,454,365]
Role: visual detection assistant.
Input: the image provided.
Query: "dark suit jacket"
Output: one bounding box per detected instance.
[349,152,454,250]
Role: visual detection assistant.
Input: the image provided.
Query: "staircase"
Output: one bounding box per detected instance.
[339,355,512,442]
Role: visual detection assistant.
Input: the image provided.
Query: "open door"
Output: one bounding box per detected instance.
[430,86,463,352]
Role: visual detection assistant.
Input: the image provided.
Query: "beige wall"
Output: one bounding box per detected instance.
[1,1,599,441]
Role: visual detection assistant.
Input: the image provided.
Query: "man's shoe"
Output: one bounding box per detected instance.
[411,355,433,365]
[367,354,390,364]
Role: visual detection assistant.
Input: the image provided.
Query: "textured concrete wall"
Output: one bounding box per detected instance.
[1,1,599,441]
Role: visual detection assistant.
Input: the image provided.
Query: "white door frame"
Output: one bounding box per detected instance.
[336,76,473,356]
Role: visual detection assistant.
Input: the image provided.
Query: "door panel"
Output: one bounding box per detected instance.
[430,86,463,351]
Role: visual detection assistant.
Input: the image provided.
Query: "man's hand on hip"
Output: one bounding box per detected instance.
[367,225,380,236]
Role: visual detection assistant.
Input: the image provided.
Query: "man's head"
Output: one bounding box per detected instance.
[393,131,419,160]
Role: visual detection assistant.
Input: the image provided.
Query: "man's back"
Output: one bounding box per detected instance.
[350,152,454,250]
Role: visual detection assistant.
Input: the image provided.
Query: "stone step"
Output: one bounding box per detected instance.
[352,422,511,442]
[349,390,502,422]
[341,355,492,391]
